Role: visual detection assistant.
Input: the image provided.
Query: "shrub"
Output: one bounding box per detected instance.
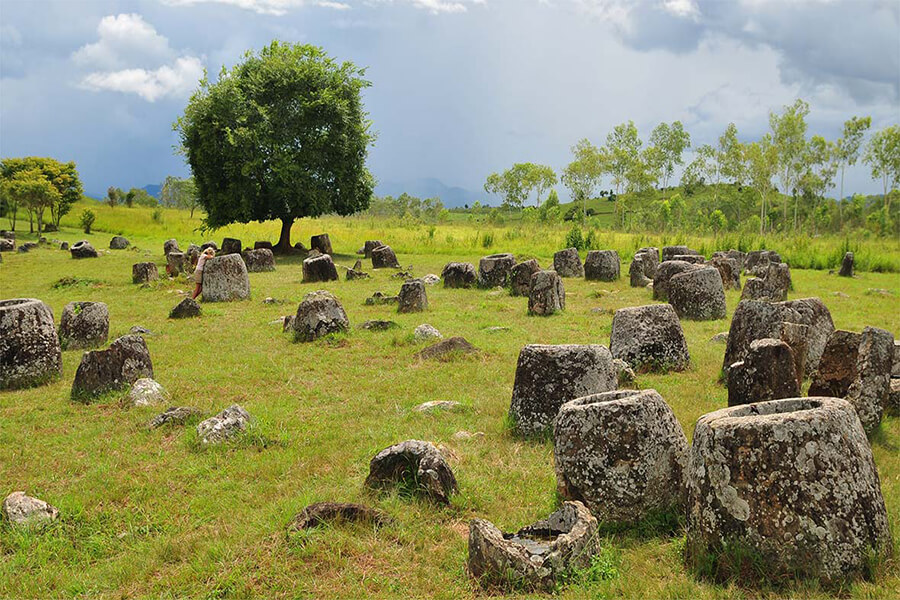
[79,209,96,234]
[564,225,584,250]
[151,208,164,223]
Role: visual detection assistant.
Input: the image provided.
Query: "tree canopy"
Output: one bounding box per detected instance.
[0,156,82,231]
[484,163,557,209]
[176,41,375,251]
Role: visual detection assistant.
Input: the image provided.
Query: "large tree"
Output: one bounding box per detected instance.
[769,99,810,231]
[4,168,60,234]
[743,135,779,234]
[648,120,691,191]
[484,162,557,209]
[561,139,605,225]
[863,124,900,210]
[835,116,871,226]
[176,41,375,252]
[0,156,82,230]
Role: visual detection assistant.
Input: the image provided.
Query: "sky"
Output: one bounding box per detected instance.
[1,0,898,201]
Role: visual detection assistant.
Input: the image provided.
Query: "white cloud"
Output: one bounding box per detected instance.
[72,14,173,69]
[162,0,351,16]
[73,14,204,102]
[162,0,483,15]
[662,0,699,19]
[79,56,204,102]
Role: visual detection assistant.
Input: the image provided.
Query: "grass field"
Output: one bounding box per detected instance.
[2,208,899,599]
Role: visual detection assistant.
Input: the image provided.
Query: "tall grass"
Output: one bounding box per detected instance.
[56,200,900,272]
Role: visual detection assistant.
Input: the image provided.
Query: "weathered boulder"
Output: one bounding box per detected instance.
[629,255,652,287]
[478,253,516,287]
[148,406,201,429]
[808,330,861,397]
[166,251,187,275]
[723,298,834,378]
[893,340,900,377]
[169,297,201,319]
[292,290,349,342]
[779,321,810,387]
[742,262,791,302]
[712,249,747,272]
[839,252,854,277]
[0,298,62,390]
[467,502,600,592]
[652,260,699,301]
[200,241,218,253]
[744,249,782,275]
[2,492,59,527]
[441,262,477,289]
[583,250,619,281]
[610,304,690,372]
[201,254,250,301]
[0,238,14,252]
[70,240,98,259]
[109,236,129,249]
[672,254,705,264]
[365,440,457,503]
[636,247,660,278]
[613,358,636,387]
[163,239,180,256]
[846,326,894,433]
[416,336,477,360]
[888,379,900,416]
[362,240,384,258]
[287,502,388,532]
[196,404,252,444]
[58,301,109,350]
[254,241,273,251]
[528,270,565,316]
[422,273,440,285]
[127,377,168,407]
[364,291,399,306]
[685,397,891,585]
[71,334,153,401]
[414,323,442,342]
[132,262,159,284]
[241,248,275,272]
[59,241,68,251]
[398,279,428,313]
[668,266,727,321]
[371,245,400,269]
[509,344,616,437]
[662,245,699,262]
[554,389,688,523]
[709,256,741,290]
[727,339,799,406]
[302,254,338,283]
[553,247,583,278]
[220,237,242,255]
[509,259,540,296]
[414,400,461,413]
[310,233,333,255]
[345,262,369,280]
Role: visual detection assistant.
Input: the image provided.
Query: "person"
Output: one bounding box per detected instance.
[192,247,215,299]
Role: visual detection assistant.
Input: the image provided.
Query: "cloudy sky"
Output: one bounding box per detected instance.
[1,0,897,200]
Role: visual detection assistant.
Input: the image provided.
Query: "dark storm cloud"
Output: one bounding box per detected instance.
[615,0,899,103]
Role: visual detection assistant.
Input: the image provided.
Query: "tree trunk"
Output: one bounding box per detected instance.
[274,217,294,254]
[838,165,845,229]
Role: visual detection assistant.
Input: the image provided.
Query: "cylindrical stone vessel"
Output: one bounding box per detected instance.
[528,270,565,316]
[584,250,620,281]
[371,245,400,269]
[201,254,251,301]
[509,344,616,437]
[509,259,540,296]
[554,389,688,524]
[58,301,109,351]
[441,262,477,289]
[132,262,159,284]
[667,266,727,321]
[398,279,428,313]
[0,298,63,390]
[478,253,516,288]
[685,397,892,585]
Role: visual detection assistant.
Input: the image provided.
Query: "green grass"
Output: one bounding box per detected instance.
[1,209,899,599]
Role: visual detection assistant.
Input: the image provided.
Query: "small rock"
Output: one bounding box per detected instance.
[196,404,253,444]
[169,298,201,319]
[832,291,850,298]
[127,377,169,407]
[484,326,510,333]
[414,323,443,342]
[287,502,388,532]
[129,326,152,335]
[451,430,485,441]
[414,400,461,413]
[421,274,440,285]
[109,236,130,250]
[865,288,894,297]
[365,440,458,503]
[2,491,59,527]
[710,332,729,344]
[361,320,399,331]
[612,358,636,386]
[416,337,477,360]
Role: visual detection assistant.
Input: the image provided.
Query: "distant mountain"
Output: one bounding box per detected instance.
[375,177,489,208]
[142,184,162,199]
